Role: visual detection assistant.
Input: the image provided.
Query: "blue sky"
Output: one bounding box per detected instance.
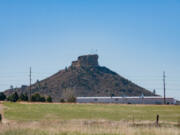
[0,0,180,100]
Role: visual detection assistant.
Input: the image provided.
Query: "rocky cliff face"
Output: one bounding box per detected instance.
[72,54,99,68]
[4,54,154,101]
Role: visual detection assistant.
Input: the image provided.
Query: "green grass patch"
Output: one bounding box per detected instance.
[3,102,180,122]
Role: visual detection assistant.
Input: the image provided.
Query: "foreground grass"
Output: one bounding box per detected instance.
[3,102,180,122]
[0,120,180,135]
[1,128,179,135]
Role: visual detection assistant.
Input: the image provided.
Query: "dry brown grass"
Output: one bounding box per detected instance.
[0,120,180,135]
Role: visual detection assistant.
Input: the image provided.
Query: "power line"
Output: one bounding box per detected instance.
[29,67,32,102]
[163,71,166,104]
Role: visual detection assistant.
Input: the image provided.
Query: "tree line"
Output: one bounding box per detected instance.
[0,92,76,103]
[0,92,52,102]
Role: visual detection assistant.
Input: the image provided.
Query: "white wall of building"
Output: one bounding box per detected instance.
[76,97,176,104]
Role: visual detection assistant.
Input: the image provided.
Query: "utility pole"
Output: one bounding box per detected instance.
[29,67,32,102]
[163,71,166,104]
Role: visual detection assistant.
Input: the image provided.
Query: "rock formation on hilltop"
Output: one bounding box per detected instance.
[4,54,154,101]
[72,55,99,68]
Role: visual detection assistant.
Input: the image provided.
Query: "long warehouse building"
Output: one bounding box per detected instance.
[76,96,176,104]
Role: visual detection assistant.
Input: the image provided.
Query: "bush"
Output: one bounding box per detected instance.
[0,93,6,101]
[19,93,28,101]
[67,96,76,103]
[60,98,65,103]
[31,93,46,102]
[31,93,41,102]
[7,92,19,102]
[47,96,52,102]
[40,97,46,102]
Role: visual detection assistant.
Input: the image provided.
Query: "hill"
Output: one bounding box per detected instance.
[4,54,154,101]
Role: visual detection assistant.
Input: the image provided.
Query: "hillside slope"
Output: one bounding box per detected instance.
[4,54,154,101]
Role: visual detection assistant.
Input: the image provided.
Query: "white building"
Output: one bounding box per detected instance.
[76,96,176,104]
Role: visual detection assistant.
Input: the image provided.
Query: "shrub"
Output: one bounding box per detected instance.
[40,97,46,102]
[19,93,28,101]
[31,93,46,102]
[0,93,6,101]
[60,98,65,103]
[47,96,52,102]
[7,92,19,102]
[67,96,76,103]
[31,93,41,102]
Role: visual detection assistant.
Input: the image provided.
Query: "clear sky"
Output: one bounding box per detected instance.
[0,0,180,100]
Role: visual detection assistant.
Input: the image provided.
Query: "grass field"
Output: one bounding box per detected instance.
[3,102,180,122]
[0,102,180,135]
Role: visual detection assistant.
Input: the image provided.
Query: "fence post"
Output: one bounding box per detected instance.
[156,114,159,126]
[0,113,2,123]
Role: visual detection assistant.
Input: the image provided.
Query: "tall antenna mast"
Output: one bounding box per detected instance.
[163,71,166,104]
[29,67,32,102]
